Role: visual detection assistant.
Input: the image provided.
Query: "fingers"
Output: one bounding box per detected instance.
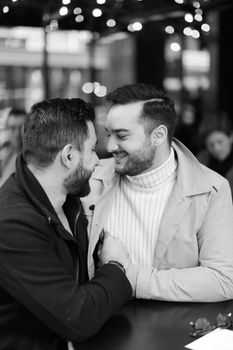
[99,230,105,243]
[99,230,113,244]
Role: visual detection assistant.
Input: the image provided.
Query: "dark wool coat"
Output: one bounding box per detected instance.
[0,155,132,350]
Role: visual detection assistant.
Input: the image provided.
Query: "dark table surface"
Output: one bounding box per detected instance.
[75,299,233,350]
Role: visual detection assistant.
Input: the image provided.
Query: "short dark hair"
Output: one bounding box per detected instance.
[106,83,177,145]
[22,98,95,168]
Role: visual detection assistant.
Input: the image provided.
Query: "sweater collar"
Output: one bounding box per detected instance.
[124,148,177,189]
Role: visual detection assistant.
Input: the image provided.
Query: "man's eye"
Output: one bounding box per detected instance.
[118,135,127,139]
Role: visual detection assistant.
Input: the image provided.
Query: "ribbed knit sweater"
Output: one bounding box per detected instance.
[104,148,177,267]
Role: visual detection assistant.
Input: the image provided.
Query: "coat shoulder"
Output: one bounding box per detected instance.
[199,163,230,191]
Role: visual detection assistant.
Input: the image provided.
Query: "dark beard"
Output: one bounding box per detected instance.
[117,156,154,176]
[115,138,155,176]
[64,164,92,197]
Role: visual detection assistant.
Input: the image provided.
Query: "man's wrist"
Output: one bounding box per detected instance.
[107,260,126,274]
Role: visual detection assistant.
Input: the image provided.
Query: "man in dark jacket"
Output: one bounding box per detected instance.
[0,98,135,350]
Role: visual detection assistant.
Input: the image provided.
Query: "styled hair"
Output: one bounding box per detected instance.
[106,83,177,145]
[200,111,232,140]
[22,98,95,168]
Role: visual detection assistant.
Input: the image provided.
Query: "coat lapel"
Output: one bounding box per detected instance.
[154,181,191,265]
[154,139,213,266]
[87,173,120,271]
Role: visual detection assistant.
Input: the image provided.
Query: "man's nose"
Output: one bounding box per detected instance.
[213,143,221,153]
[106,137,118,153]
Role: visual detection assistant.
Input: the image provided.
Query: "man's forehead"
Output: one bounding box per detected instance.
[106,102,143,129]
[110,101,142,112]
[108,102,141,119]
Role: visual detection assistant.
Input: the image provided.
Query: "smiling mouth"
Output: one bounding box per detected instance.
[113,153,127,161]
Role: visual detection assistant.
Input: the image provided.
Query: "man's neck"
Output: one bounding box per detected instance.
[27,164,66,214]
[143,145,172,175]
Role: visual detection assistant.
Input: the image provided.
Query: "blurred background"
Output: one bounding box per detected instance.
[0,0,233,165]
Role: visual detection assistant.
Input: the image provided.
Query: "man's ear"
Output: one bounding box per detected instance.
[151,125,168,147]
[61,144,79,168]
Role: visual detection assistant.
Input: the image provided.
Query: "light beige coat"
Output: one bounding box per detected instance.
[82,139,233,302]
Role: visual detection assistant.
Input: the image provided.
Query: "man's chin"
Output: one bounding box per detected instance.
[67,181,91,197]
[115,165,125,175]
[114,158,127,174]
[78,184,90,197]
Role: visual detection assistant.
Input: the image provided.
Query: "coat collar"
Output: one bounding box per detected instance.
[15,154,79,243]
[172,138,212,196]
[15,154,58,219]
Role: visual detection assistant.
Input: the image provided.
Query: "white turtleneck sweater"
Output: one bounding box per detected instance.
[104,148,177,267]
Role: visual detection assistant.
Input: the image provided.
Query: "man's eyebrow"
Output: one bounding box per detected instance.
[105,127,129,133]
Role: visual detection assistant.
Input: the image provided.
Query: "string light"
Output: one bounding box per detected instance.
[194,13,202,21]
[195,8,203,15]
[59,6,68,16]
[185,13,194,23]
[183,27,192,36]
[128,22,142,32]
[192,29,200,38]
[3,6,10,13]
[165,25,175,34]
[82,82,94,94]
[170,42,181,52]
[82,82,107,97]
[92,8,102,17]
[106,19,116,27]
[132,22,142,31]
[201,23,210,32]
[1,0,210,44]
[192,1,200,8]
[75,15,84,22]
[50,20,59,30]
[94,85,107,97]
[73,7,82,15]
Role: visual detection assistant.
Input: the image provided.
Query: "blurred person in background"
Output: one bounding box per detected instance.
[198,112,233,195]
[174,103,202,156]
[0,107,26,187]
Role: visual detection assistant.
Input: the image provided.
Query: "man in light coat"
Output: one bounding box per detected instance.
[82,83,233,302]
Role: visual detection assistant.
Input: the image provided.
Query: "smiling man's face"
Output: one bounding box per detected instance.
[105,102,156,176]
